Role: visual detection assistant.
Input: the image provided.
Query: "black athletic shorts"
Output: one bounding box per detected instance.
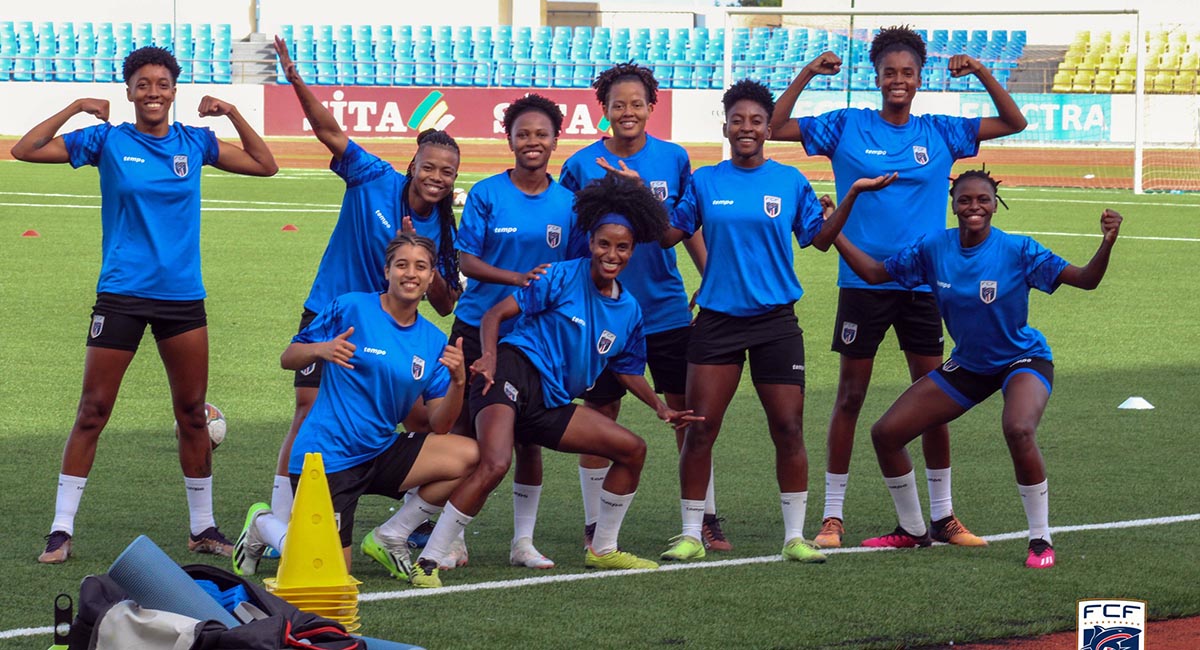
[469,344,575,450]
[292,309,323,388]
[584,325,690,405]
[831,288,944,358]
[687,304,806,387]
[86,292,207,351]
[290,432,428,547]
[929,357,1055,409]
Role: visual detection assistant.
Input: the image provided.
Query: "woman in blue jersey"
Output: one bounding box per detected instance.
[234,233,478,578]
[407,174,700,588]
[833,170,1121,569]
[447,94,580,570]
[11,46,278,564]
[658,80,894,564]
[559,63,730,552]
[252,38,463,557]
[768,26,1027,549]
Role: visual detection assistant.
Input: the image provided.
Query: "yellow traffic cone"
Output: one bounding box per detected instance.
[272,453,361,589]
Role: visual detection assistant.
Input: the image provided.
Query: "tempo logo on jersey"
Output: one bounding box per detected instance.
[840,321,858,345]
[547,224,562,248]
[912,145,929,165]
[597,330,617,354]
[980,280,998,304]
[1078,599,1145,650]
[411,355,426,380]
[649,180,668,202]
[90,315,105,339]
[173,154,189,177]
[763,195,782,218]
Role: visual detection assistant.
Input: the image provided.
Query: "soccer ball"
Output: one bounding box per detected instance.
[174,403,227,450]
[452,187,467,207]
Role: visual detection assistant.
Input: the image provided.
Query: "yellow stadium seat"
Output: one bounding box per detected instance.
[1119,53,1137,73]
[1182,52,1199,71]
[1151,72,1173,93]
[1093,71,1114,92]
[1052,69,1074,92]
[1071,71,1095,92]
[1174,70,1196,93]
[1113,72,1134,93]
[1159,52,1182,71]
[1100,52,1122,71]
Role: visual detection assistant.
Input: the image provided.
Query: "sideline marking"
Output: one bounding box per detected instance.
[2,512,1197,640]
[1011,230,1200,243]
[0,202,338,214]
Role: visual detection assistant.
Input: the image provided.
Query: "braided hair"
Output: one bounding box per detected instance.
[574,174,667,245]
[502,94,565,136]
[721,78,775,117]
[593,62,659,106]
[405,129,462,291]
[950,167,1009,210]
[123,46,181,83]
[869,25,927,71]
[384,232,438,267]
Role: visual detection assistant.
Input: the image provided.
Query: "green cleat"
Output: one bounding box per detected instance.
[660,534,706,562]
[585,548,659,570]
[782,537,827,563]
[409,558,442,588]
[361,529,413,580]
[232,502,270,576]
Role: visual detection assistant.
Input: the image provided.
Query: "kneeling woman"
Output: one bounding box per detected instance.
[234,233,478,580]
[411,174,701,587]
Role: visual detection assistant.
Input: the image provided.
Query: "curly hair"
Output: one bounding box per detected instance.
[869,25,927,70]
[574,174,667,245]
[123,46,181,83]
[721,79,775,117]
[502,94,564,136]
[950,167,1009,210]
[593,62,659,106]
[406,128,462,291]
[384,232,438,267]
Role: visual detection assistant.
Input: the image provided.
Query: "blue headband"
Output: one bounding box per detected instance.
[592,212,633,233]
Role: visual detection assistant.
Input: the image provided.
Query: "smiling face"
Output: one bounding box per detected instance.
[589,223,635,285]
[384,243,436,302]
[408,144,459,214]
[875,49,922,110]
[508,109,558,172]
[951,176,998,238]
[126,64,176,129]
[723,98,771,164]
[605,78,653,142]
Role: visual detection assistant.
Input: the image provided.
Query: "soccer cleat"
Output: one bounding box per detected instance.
[262,545,281,559]
[362,529,414,580]
[660,534,705,562]
[438,537,469,571]
[510,537,555,569]
[583,522,596,550]
[782,537,827,563]
[701,514,733,552]
[233,502,270,576]
[1026,538,1055,569]
[585,548,659,570]
[861,526,932,549]
[813,517,845,549]
[189,526,235,557]
[410,558,442,588]
[407,519,434,549]
[930,514,988,547]
[38,531,72,564]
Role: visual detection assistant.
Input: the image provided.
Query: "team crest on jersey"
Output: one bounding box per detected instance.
[979,280,998,304]
[90,315,105,339]
[173,154,189,177]
[597,329,617,354]
[546,224,562,248]
[300,362,316,376]
[912,146,929,165]
[503,381,519,402]
[649,180,669,202]
[411,355,426,380]
[840,321,858,345]
[942,359,960,372]
[763,195,782,218]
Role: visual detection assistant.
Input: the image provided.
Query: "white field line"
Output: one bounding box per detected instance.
[0,202,338,214]
[1010,230,1200,243]
[1,512,1196,641]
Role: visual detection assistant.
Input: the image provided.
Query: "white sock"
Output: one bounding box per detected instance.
[823,472,849,521]
[926,467,953,521]
[884,471,927,536]
[579,466,608,526]
[270,475,294,522]
[51,474,88,536]
[592,489,634,555]
[1018,480,1051,544]
[780,491,809,542]
[681,498,705,540]
[379,493,443,542]
[419,502,472,565]
[704,464,717,515]
[512,482,542,542]
[257,513,289,552]
[184,476,216,535]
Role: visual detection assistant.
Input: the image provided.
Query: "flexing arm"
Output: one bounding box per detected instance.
[469,296,522,395]
[10,98,109,163]
[1057,209,1121,290]
[947,55,1027,140]
[833,235,893,285]
[769,52,842,141]
[201,96,278,176]
[274,35,349,158]
[810,173,899,251]
[281,326,356,370]
[425,338,467,433]
[459,252,550,287]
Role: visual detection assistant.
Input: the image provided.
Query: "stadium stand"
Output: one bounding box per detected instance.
[1053,28,1199,93]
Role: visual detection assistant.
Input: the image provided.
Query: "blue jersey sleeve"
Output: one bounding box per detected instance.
[559,158,582,192]
[330,140,394,189]
[455,186,489,257]
[792,181,826,249]
[928,114,982,160]
[1022,237,1070,294]
[608,319,647,376]
[883,239,929,289]
[422,353,452,401]
[797,109,847,158]
[514,263,567,317]
[293,296,346,344]
[674,159,693,209]
[62,122,111,169]
[189,126,219,166]
[670,176,700,236]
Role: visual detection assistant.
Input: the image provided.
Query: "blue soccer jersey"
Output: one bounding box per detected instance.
[503,258,646,408]
[884,228,1069,373]
[670,160,825,317]
[797,108,981,291]
[63,122,219,300]
[560,136,693,334]
[454,171,579,335]
[289,291,452,474]
[303,140,448,313]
